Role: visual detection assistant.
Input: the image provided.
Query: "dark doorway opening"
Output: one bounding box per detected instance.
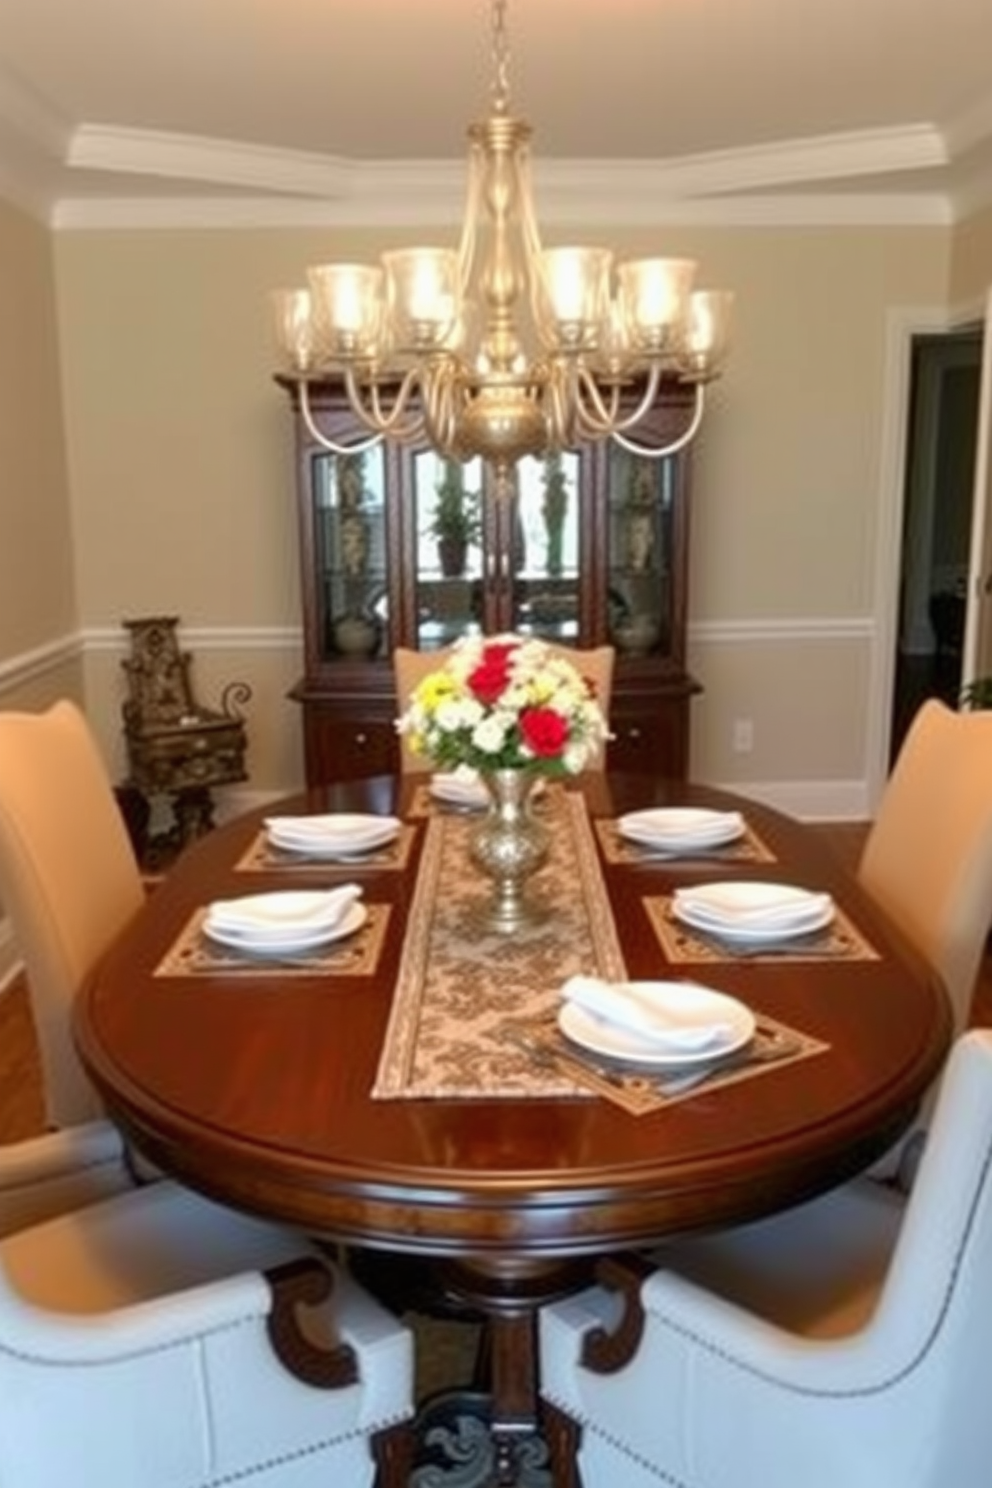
[891,328,982,764]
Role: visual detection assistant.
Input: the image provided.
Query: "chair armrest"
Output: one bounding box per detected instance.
[0,1121,132,1235]
[1,1261,277,1363]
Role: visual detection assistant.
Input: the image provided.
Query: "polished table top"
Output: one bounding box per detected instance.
[76,773,952,1263]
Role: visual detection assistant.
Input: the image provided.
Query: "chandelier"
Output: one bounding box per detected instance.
[272,0,732,493]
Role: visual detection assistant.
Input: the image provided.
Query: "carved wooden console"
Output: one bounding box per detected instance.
[120,616,251,857]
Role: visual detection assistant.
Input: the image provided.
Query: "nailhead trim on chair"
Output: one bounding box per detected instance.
[0,1312,285,1367]
[539,1389,691,1488]
[608,1129,992,1407]
[541,1130,992,1482]
[195,1417,413,1485]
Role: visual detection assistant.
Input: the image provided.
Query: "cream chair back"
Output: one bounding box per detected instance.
[393,639,615,774]
[859,698,992,1035]
[0,701,145,1127]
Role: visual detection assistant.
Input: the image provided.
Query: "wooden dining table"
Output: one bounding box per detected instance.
[75,772,951,1486]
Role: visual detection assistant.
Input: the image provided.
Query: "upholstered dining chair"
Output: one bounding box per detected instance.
[539,1028,992,1488]
[0,700,147,1128]
[0,1118,414,1488]
[393,639,615,773]
[856,697,992,1180]
[857,697,992,1039]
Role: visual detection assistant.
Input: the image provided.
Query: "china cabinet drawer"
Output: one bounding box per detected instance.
[608,699,692,778]
[298,704,398,785]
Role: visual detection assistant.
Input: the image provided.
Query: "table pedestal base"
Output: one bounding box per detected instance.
[427,1257,589,1488]
[409,1390,551,1488]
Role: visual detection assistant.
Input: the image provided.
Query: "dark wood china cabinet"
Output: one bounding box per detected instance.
[278,376,701,786]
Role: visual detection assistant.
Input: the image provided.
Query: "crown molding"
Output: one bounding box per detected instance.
[52,184,953,232]
[0,108,966,230]
[68,120,948,199]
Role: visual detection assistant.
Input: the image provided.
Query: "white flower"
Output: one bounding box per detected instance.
[473,714,509,754]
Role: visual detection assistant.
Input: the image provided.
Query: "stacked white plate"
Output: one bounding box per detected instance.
[264,813,401,860]
[617,807,745,854]
[672,881,835,943]
[203,886,366,955]
[559,975,755,1066]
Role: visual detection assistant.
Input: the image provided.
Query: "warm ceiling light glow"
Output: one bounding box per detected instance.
[272,0,732,491]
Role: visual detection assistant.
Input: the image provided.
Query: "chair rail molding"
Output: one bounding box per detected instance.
[687,616,872,643]
[0,632,80,694]
[79,624,303,654]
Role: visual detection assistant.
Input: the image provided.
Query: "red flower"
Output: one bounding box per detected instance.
[519,706,569,758]
[467,642,515,707]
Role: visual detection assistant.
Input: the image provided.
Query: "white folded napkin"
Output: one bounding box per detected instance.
[618,808,744,845]
[207,885,363,937]
[560,975,736,1051]
[673,883,833,928]
[265,813,400,844]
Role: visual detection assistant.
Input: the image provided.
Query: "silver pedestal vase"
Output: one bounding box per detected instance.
[469,768,549,933]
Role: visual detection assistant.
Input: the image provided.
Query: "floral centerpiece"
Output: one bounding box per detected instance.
[397,633,610,776]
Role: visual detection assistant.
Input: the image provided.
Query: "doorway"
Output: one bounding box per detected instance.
[890,328,982,763]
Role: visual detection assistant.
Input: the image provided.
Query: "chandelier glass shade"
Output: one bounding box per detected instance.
[272,0,732,490]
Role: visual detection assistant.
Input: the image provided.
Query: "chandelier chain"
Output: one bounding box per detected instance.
[490,0,511,115]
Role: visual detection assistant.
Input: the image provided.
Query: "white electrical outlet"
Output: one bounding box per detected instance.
[732,718,754,753]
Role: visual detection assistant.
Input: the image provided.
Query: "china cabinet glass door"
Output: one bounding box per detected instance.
[605,447,675,658]
[504,453,582,642]
[410,450,486,650]
[313,443,389,660]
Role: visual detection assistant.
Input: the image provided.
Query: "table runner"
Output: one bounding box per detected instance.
[372,788,626,1099]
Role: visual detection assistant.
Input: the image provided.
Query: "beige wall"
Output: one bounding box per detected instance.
[48,221,949,807]
[0,198,78,676]
[949,201,992,308]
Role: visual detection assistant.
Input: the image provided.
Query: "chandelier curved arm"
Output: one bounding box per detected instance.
[609,383,706,459]
[421,359,465,456]
[346,367,426,445]
[298,382,386,455]
[573,363,663,438]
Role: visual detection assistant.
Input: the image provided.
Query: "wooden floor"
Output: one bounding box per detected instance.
[1,820,989,1144]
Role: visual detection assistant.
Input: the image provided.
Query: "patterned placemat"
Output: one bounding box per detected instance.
[643,895,881,964]
[372,790,627,1100]
[594,817,777,868]
[154,904,390,978]
[506,1011,829,1116]
[234,825,416,875]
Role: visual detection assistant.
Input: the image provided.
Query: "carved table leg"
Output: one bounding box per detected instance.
[541,1400,582,1488]
[435,1257,592,1488]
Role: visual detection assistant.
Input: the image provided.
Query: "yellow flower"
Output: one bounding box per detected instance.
[416,673,459,711]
